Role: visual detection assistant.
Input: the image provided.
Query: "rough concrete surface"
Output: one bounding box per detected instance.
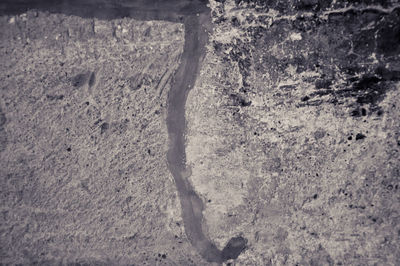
[186,0,400,265]
[1,0,400,265]
[0,11,211,265]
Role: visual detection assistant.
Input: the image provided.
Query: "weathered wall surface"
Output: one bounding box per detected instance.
[0,11,209,265]
[1,0,399,265]
[186,0,400,264]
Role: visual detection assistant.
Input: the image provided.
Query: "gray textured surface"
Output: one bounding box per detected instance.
[186,0,400,264]
[1,0,400,265]
[0,11,205,265]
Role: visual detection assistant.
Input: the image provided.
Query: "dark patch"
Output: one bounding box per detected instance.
[295,0,321,11]
[66,147,71,152]
[361,108,367,116]
[348,136,352,140]
[100,122,109,134]
[161,254,167,259]
[46,94,64,100]
[88,72,96,87]
[0,108,6,127]
[0,0,210,22]
[308,71,392,115]
[301,96,310,101]
[354,29,376,54]
[351,108,361,117]
[231,16,240,27]
[313,194,318,199]
[0,131,7,152]
[375,66,400,81]
[221,236,247,261]
[229,94,252,107]
[72,73,87,87]
[315,79,332,90]
[314,130,325,140]
[355,133,366,140]
[353,75,385,105]
[376,14,400,57]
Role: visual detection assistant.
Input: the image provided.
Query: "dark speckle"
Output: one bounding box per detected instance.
[161,254,166,259]
[67,147,71,152]
[348,136,352,141]
[313,194,318,199]
[355,133,366,140]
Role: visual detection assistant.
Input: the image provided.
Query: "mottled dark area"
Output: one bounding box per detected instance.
[212,1,400,117]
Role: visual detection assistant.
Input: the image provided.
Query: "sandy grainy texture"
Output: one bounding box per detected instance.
[0,11,209,265]
[186,0,400,264]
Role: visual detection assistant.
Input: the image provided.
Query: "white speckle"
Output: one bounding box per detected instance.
[20,13,27,21]
[8,17,15,24]
[369,53,379,64]
[290,32,302,41]
[122,28,128,34]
